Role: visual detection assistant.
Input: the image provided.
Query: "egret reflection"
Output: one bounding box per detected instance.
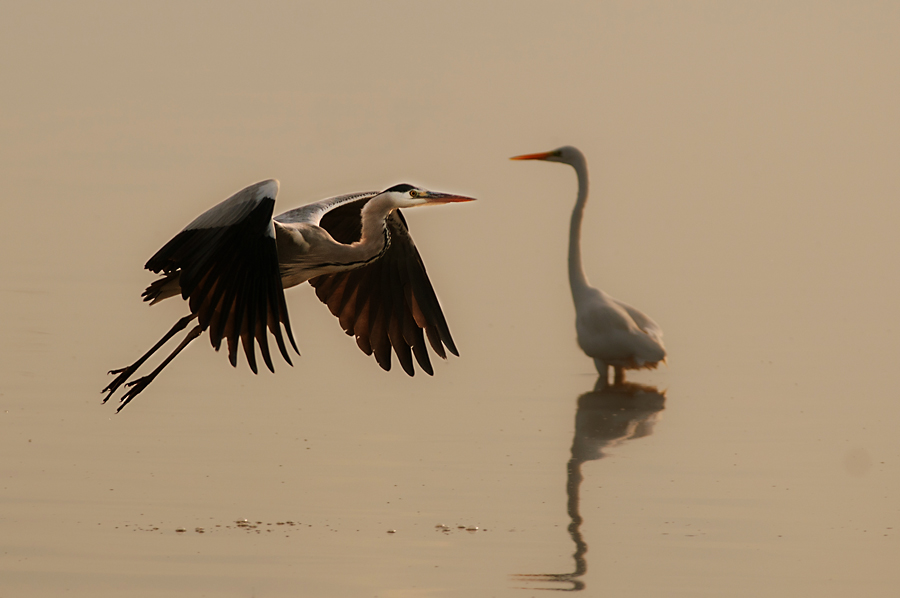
[514,380,665,592]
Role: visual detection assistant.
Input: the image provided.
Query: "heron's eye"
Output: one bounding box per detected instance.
[409,189,420,198]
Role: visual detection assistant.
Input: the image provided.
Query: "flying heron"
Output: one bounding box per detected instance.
[103,179,475,411]
[511,146,665,386]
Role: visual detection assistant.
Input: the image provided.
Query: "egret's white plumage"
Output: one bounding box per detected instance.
[512,146,665,386]
[104,180,475,411]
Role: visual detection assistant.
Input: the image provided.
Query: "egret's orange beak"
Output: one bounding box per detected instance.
[510,151,557,161]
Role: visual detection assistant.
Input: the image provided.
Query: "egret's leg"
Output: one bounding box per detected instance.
[103,314,199,402]
[593,358,609,387]
[116,324,203,412]
[614,367,625,385]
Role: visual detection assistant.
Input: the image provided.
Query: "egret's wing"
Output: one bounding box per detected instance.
[612,298,664,344]
[308,201,457,376]
[142,179,298,374]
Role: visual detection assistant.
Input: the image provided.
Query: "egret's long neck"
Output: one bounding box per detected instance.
[568,157,592,301]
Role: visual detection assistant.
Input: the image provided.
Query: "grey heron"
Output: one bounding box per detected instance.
[103,179,475,411]
[511,146,665,386]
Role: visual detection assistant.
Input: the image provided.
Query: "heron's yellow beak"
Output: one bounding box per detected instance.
[423,191,476,203]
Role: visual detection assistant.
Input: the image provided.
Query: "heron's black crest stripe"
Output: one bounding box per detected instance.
[383,183,415,194]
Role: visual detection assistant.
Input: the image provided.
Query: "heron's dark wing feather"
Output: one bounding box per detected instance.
[142,182,298,373]
[316,195,367,244]
[309,209,458,376]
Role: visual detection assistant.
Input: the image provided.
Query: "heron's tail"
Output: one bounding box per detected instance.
[142,272,181,305]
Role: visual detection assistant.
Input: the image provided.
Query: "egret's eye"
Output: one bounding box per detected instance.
[409,189,420,198]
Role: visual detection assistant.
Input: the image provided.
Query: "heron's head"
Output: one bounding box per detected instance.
[379,183,476,208]
[510,145,584,167]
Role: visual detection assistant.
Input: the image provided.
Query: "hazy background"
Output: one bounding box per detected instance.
[2,1,898,596]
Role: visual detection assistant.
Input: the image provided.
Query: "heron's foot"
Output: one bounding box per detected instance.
[116,375,156,412]
[102,366,140,403]
[107,323,203,412]
[125,376,151,389]
[102,314,201,407]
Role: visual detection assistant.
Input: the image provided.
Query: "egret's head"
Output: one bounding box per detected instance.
[510,145,585,167]
[380,183,476,208]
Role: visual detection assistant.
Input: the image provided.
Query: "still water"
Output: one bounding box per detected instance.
[2,2,898,596]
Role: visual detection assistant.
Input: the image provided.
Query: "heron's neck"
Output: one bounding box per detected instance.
[277,195,394,287]
[328,193,395,269]
[568,160,591,301]
[357,195,393,249]
[310,195,393,272]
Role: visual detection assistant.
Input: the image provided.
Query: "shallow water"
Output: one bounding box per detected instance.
[2,2,899,596]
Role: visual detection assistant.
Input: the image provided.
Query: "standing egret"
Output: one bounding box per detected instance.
[511,146,665,386]
[103,180,475,411]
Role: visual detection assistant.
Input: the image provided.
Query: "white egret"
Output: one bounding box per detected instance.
[512,146,665,386]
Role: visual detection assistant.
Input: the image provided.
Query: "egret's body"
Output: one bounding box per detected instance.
[512,146,665,386]
[104,179,474,411]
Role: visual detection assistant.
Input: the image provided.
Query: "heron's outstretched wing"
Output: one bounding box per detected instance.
[142,179,299,374]
[309,201,458,376]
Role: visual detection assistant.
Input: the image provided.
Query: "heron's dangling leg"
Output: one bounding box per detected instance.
[593,358,609,388]
[614,367,626,385]
[103,314,199,403]
[116,324,203,412]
